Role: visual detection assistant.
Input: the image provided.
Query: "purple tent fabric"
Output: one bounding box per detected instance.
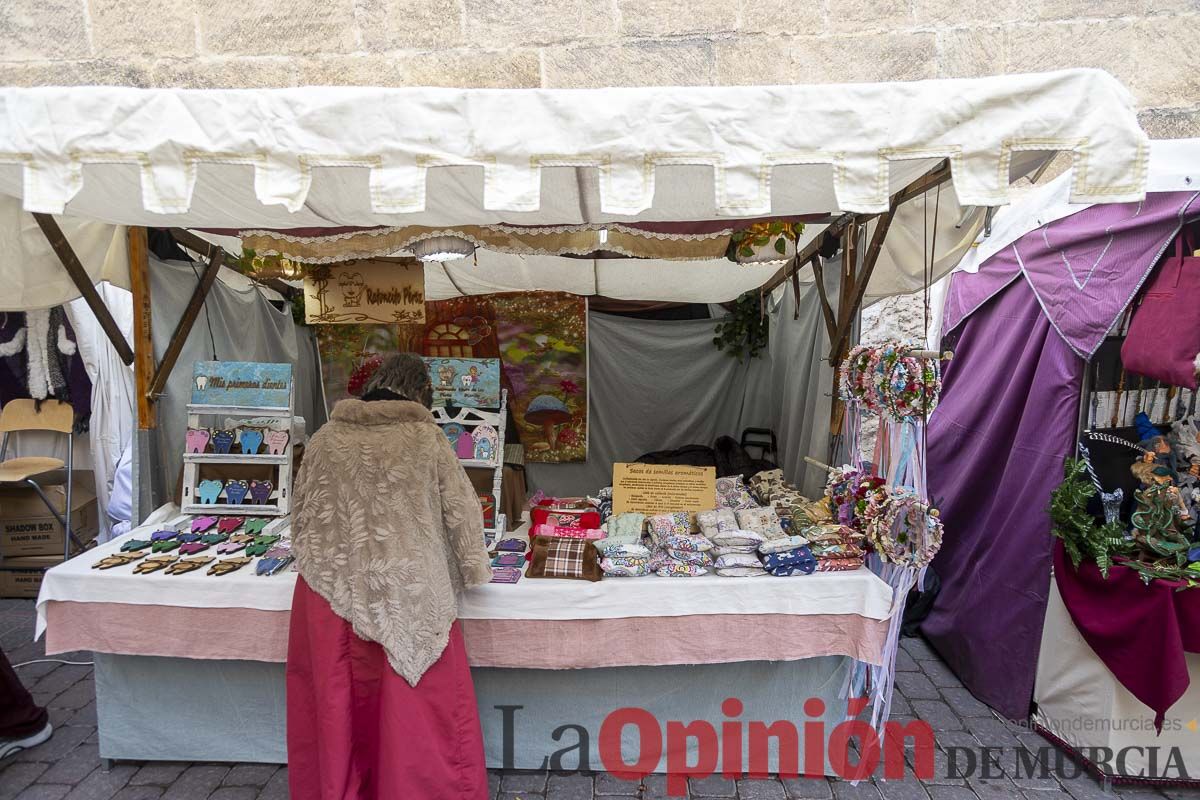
[926,191,1200,719]
[924,277,1083,719]
[945,191,1200,358]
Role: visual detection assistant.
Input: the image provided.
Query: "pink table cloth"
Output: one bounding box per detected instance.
[44,600,887,667]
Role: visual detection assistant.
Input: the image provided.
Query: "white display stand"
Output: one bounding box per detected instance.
[180,386,296,517]
[432,389,507,541]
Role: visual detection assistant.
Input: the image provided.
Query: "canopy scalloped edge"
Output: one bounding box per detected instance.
[0,68,1148,221]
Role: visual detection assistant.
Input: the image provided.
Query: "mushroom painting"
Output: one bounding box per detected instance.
[525,395,571,449]
[493,292,588,463]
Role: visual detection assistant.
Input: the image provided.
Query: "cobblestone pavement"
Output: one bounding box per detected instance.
[2,598,1198,800]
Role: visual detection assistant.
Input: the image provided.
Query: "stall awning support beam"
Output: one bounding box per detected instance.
[146,233,225,400]
[127,227,156,429]
[31,213,136,366]
[828,203,896,366]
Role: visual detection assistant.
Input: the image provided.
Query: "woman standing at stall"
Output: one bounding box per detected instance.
[287,353,493,800]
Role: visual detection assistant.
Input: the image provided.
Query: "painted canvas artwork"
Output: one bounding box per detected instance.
[422,297,498,358]
[494,293,587,463]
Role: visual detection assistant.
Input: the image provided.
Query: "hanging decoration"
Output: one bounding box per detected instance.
[824,340,946,745]
[713,291,769,361]
[838,344,878,467]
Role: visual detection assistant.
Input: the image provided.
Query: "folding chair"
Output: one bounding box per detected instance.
[740,427,778,464]
[0,399,79,561]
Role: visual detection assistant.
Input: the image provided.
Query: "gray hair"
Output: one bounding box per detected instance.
[364,353,433,408]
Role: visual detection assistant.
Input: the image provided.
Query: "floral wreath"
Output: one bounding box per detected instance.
[868,340,941,421]
[825,465,887,532]
[865,487,943,568]
[839,344,879,408]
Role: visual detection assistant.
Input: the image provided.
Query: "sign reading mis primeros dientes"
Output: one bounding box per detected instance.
[191,361,294,408]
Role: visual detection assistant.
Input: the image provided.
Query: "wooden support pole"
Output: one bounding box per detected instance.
[829,221,858,435]
[828,205,896,364]
[147,247,225,400]
[760,158,953,297]
[167,227,224,261]
[809,251,837,342]
[127,227,156,429]
[32,213,135,366]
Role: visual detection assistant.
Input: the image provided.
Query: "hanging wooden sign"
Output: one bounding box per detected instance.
[304,259,426,325]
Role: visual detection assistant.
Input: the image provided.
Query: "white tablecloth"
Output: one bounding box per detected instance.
[36,513,296,639]
[38,515,895,639]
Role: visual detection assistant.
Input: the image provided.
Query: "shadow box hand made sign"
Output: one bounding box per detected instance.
[304,259,426,325]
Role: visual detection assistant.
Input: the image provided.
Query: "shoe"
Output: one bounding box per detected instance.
[0,721,52,760]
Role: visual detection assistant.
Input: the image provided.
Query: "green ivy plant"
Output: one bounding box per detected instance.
[1049,458,1127,578]
[713,291,768,361]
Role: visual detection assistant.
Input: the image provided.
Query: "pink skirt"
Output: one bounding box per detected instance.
[286,577,489,800]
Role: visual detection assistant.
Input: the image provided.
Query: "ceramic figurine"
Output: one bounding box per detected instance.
[246,534,281,557]
[93,552,143,570]
[190,516,218,533]
[442,422,466,449]
[134,555,178,574]
[216,534,254,555]
[224,479,250,505]
[208,557,253,576]
[264,429,290,455]
[239,428,264,455]
[185,428,211,454]
[455,433,475,459]
[211,430,235,454]
[197,480,223,505]
[217,516,244,535]
[165,555,215,575]
[248,480,273,505]
[472,424,498,462]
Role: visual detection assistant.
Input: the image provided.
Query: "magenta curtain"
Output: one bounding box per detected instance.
[923,276,1084,719]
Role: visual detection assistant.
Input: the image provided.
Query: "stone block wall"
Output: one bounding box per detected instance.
[0,1,1196,135]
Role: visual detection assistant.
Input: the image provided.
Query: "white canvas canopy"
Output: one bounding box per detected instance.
[0,68,1149,306]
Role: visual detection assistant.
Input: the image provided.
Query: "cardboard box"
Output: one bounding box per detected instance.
[0,486,99,558]
[0,555,65,598]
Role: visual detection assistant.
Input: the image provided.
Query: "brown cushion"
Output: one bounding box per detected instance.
[526,535,601,582]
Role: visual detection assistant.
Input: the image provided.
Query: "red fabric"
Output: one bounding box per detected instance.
[1122,227,1200,389]
[286,578,489,800]
[1053,541,1200,730]
[530,506,600,529]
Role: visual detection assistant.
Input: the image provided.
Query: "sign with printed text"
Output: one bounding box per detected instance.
[611,463,717,516]
[423,357,502,408]
[191,361,293,408]
[304,258,426,325]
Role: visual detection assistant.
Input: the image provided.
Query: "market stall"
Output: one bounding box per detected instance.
[37,511,891,767]
[925,138,1200,783]
[0,69,1151,772]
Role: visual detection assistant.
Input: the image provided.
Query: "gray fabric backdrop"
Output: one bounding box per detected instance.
[147,257,327,511]
[527,264,839,499]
